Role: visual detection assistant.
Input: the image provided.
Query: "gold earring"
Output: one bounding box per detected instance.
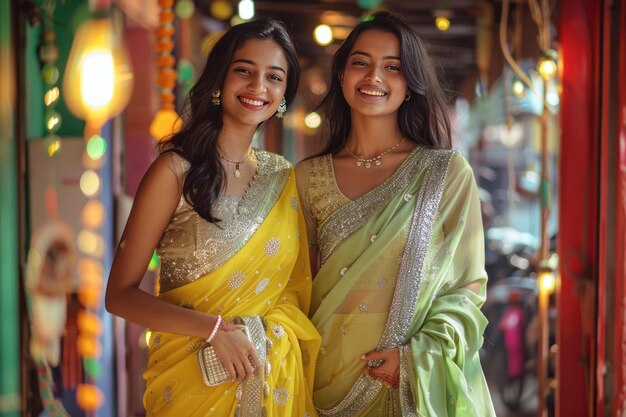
[211,90,221,106]
[276,97,287,118]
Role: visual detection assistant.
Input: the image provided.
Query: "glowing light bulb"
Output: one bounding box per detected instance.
[304,112,322,129]
[512,80,526,98]
[238,0,254,20]
[538,55,557,80]
[63,17,133,129]
[435,16,450,31]
[314,24,333,46]
[81,52,114,108]
[44,87,60,106]
[539,270,556,293]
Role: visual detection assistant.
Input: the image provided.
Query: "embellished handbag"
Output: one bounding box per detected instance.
[197,324,250,386]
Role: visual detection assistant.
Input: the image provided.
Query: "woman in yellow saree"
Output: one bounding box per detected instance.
[106,19,320,417]
[296,12,495,417]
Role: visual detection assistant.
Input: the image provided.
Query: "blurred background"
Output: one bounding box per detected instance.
[1,0,625,416]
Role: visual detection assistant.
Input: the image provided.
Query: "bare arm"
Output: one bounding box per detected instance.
[105,153,216,338]
[105,154,260,381]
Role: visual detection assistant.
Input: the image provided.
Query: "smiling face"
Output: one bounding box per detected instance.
[220,38,289,129]
[340,29,408,118]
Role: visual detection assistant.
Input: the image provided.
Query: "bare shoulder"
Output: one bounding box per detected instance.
[141,152,186,195]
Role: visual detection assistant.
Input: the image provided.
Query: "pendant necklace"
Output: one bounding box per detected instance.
[344,137,406,168]
[217,148,254,179]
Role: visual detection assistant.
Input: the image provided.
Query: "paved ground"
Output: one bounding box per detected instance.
[489,376,538,417]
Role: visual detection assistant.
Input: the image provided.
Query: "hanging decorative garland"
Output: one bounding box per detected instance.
[175,0,196,98]
[150,0,182,140]
[25,1,71,416]
[40,0,62,158]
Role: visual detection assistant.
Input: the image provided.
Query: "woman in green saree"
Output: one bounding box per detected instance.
[295,12,496,417]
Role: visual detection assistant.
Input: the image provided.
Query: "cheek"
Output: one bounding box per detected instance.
[270,84,287,101]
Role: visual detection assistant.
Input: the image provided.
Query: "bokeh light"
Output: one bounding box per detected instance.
[86,134,107,161]
[314,24,333,46]
[304,112,322,129]
[211,0,233,20]
[82,199,105,229]
[435,16,451,31]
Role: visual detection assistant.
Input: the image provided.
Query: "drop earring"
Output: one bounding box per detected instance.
[211,90,221,106]
[404,91,411,102]
[276,97,287,118]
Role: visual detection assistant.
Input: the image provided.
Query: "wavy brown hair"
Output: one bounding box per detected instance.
[159,19,300,223]
[319,11,452,155]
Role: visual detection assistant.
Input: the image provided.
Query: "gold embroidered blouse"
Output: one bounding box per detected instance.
[294,155,350,249]
[157,149,291,292]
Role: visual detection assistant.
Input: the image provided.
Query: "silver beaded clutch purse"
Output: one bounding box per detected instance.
[197,324,250,386]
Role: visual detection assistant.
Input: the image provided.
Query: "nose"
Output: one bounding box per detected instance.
[247,74,267,94]
[365,65,382,83]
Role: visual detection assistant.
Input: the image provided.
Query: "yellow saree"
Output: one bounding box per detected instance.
[144,150,321,417]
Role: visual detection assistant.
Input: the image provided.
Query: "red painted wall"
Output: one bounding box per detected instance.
[612,1,626,413]
[557,0,599,415]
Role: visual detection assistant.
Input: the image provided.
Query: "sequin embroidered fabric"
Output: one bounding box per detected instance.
[315,147,425,265]
[157,150,291,292]
[316,149,455,417]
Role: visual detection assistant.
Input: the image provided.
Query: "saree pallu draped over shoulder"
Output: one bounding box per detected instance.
[144,159,321,417]
[308,148,496,417]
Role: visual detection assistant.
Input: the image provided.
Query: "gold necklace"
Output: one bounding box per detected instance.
[344,137,405,168]
[217,148,253,179]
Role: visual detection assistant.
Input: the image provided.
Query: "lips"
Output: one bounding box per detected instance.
[356,84,387,98]
[238,95,269,108]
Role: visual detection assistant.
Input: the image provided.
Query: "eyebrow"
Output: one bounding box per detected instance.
[232,58,287,74]
[350,51,401,61]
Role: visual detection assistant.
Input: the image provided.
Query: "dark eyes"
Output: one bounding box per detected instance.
[234,67,283,82]
[350,61,401,72]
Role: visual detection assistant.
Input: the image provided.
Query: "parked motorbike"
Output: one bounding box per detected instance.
[481,225,540,411]
[482,275,537,411]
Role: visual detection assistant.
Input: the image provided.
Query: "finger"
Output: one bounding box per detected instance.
[361,350,387,361]
[233,361,246,382]
[249,351,262,376]
[225,363,237,382]
[242,355,255,380]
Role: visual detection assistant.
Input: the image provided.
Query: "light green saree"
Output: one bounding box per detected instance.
[296,147,496,417]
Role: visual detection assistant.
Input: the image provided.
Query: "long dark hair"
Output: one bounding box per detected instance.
[159,19,300,223]
[319,11,452,155]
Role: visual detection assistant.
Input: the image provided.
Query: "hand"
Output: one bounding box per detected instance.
[361,348,400,389]
[210,327,261,382]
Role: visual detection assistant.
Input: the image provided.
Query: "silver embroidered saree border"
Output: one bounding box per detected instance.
[318,147,425,266]
[159,150,291,291]
[316,149,455,416]
[238,315,267,417]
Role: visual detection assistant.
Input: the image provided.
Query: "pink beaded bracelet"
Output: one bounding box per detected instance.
[206,315,222,343]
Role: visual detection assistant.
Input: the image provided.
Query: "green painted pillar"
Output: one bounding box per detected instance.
[0,1,21,416]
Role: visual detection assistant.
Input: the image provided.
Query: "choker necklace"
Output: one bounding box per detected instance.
[217,148,253,179]
[344,137,405,168]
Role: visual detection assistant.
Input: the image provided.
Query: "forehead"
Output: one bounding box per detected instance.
[350,29,400,57]
[232,38,289,70]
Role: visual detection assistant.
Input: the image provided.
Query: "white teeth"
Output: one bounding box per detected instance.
[240,97,265,106]
[359,89,386,96]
